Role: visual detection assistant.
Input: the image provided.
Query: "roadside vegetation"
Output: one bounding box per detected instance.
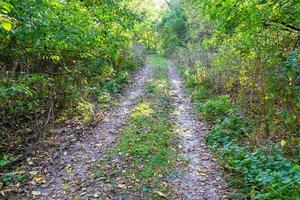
[95,56,178,199]
[1,0,299,199]
[159,0,300,199]
[0,0,162,195]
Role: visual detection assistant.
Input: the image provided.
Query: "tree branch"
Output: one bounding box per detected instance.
[270,20,300,32]
[164,0,171,8]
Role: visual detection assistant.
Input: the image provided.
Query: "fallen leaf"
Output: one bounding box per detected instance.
[197,172,206,176]
[67,167,73,173]
[33,175,44,183]
[27,158,34,165]
[154,190,167,198]
[93,192,99,198]
[32,191,41,196]
[117,182,126,189]
[29,171,39,175]
[63,183,69,189]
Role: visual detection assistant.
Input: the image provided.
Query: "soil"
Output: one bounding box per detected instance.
[167,63,229,200]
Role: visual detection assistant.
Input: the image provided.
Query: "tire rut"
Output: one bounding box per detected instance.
[167,63,229,200]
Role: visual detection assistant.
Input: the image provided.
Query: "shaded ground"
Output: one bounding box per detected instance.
[167,63,229,200]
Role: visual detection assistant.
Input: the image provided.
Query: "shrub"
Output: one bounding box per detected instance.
[197,95,231,122]
[190,85,211,102]
[205,109,249,148]
[204,108,300,199]
[75,99,95,121]
[0,0,145,139]
[216,144,300,199]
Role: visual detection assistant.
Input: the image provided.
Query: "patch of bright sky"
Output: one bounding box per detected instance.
[151,0,168,21]
[128,0,168,22]
[153,0,168,9]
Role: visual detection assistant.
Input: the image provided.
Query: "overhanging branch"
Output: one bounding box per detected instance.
[270,20,300,32]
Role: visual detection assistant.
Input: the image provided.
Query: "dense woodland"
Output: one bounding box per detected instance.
[0,0,299,199]
[159,0,299,198]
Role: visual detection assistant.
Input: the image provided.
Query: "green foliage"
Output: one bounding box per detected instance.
[182,66,300,199]
[228,145,299,199]
[205,138,300,199]
[0,155,16,169]
[205,109,249,148]
[160,1,300,197]
[158,1,187,54]
[0,1,13,31]
[161,0,300,137]
[181,65,214,102]
[0,155,23,187]
[197,95,231,122]
[0,0,149,140]
[75,100,94,121]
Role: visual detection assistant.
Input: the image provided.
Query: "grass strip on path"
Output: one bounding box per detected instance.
[94,55,179,199]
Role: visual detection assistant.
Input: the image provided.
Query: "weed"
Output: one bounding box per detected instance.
[197,95,231,122]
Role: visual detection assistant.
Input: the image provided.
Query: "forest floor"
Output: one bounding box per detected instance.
[8,56,229,200]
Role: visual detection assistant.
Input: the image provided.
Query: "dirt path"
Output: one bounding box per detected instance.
[9,57,230,200]
[17,63,153,200]
[167,63,228,200]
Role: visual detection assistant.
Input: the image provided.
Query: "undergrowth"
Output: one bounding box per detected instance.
[181,65,300,200]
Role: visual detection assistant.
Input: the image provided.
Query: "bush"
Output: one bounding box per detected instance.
[216,144,300,199]
[190,85,211,102]
[204,108,300,199]
[0,0,144,138]
[197,95,231,122]
[75,99,95,121]
[205,109,249,148]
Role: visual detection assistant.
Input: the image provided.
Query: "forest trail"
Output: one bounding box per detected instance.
[167,63,228,200]
[12,56,228,200]
[2,1,298,199]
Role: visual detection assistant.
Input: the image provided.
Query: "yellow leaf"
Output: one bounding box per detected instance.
[197,172,206,176]
[50,1,62,7]
[0,181,3,189]
[33,175,44,182]
[27,158,34,165]
[256,4,264,9]
[67,167,73,173]
[280,140,286,147]
[2,22,12,31]
[63,182,69,189]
